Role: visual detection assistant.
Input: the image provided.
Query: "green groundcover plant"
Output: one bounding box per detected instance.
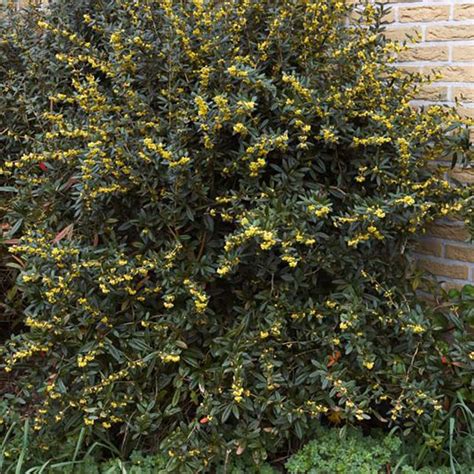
[285,418,473,473]
[0,0,473,471]
[285,425,473,474]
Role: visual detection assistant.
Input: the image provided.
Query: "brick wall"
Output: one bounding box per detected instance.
[383,0,474,289]
[1,0,42,8]
[4,0,474,288]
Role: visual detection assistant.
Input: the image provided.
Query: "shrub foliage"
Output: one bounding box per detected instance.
[285,425,473,474]
[0,0,472,470]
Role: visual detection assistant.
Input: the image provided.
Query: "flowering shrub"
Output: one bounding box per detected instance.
[0,0,472,470]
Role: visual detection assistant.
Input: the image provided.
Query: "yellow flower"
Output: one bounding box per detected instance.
[249,158,266,176]
[237,100,255,112]
[217,265,231,276]
[227,65,249,79]
[374,208,386,218]
[281,254,298,267]
[315,206,331,218]
[321,127,338,143]
[407,323,425,334]
[194,96,208,117]
[396,196,415,206]
[161,354,180,363]
[233,122,247,135]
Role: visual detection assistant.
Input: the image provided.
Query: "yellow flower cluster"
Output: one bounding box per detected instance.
[24,317,53,331]
[245,132,289,177]
[3,341,52,373]
[281,254,299,268]
[282,73,312,101]
[308,204,331,218]
[405,323,425,334]
[305,401,329,417]
[194,95,209,117]
[77,351,97,368]
[161,354,181,363]
[227,65,249,79]
[395,196,415,206]
[224,224,277,252]
[231,381,250,404]
[84,359,146,396]
[184,278,209,313]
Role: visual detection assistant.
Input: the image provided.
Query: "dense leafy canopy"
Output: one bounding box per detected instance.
[0,0,472,470]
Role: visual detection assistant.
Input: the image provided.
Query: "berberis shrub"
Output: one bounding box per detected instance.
[0,0,472,470]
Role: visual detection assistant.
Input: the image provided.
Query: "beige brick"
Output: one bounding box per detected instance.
[418,259,469,279]
[398,65,423,76]
[426,25,474,41]
[415,85,448,101]
[382,9,395,24]
[454,4,474,20]
[458,107,474,120]
[453,87,474,102]
[440,281,466,292]
[449,168,474,184]
[423,65,474,82]
[385,27,422,42]
[378,0,416,3]
[415,239,443,257]
[16,0,43,7]
[445,245,474,263]
[399,6,450,23]
[399,45,449,62]
[426,223,470,241]
[452,45,474,62]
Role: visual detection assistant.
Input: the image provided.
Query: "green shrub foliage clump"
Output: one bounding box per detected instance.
[285,426,473,474]
[286,427,401,473]
[0,0,472,470]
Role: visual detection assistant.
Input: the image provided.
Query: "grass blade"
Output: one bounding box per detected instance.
[73,427,86,462]
[448,416,455,474]
[0,421,18,471]
[15,418,29,474]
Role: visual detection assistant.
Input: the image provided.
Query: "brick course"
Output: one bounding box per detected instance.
[382,0,474,287]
